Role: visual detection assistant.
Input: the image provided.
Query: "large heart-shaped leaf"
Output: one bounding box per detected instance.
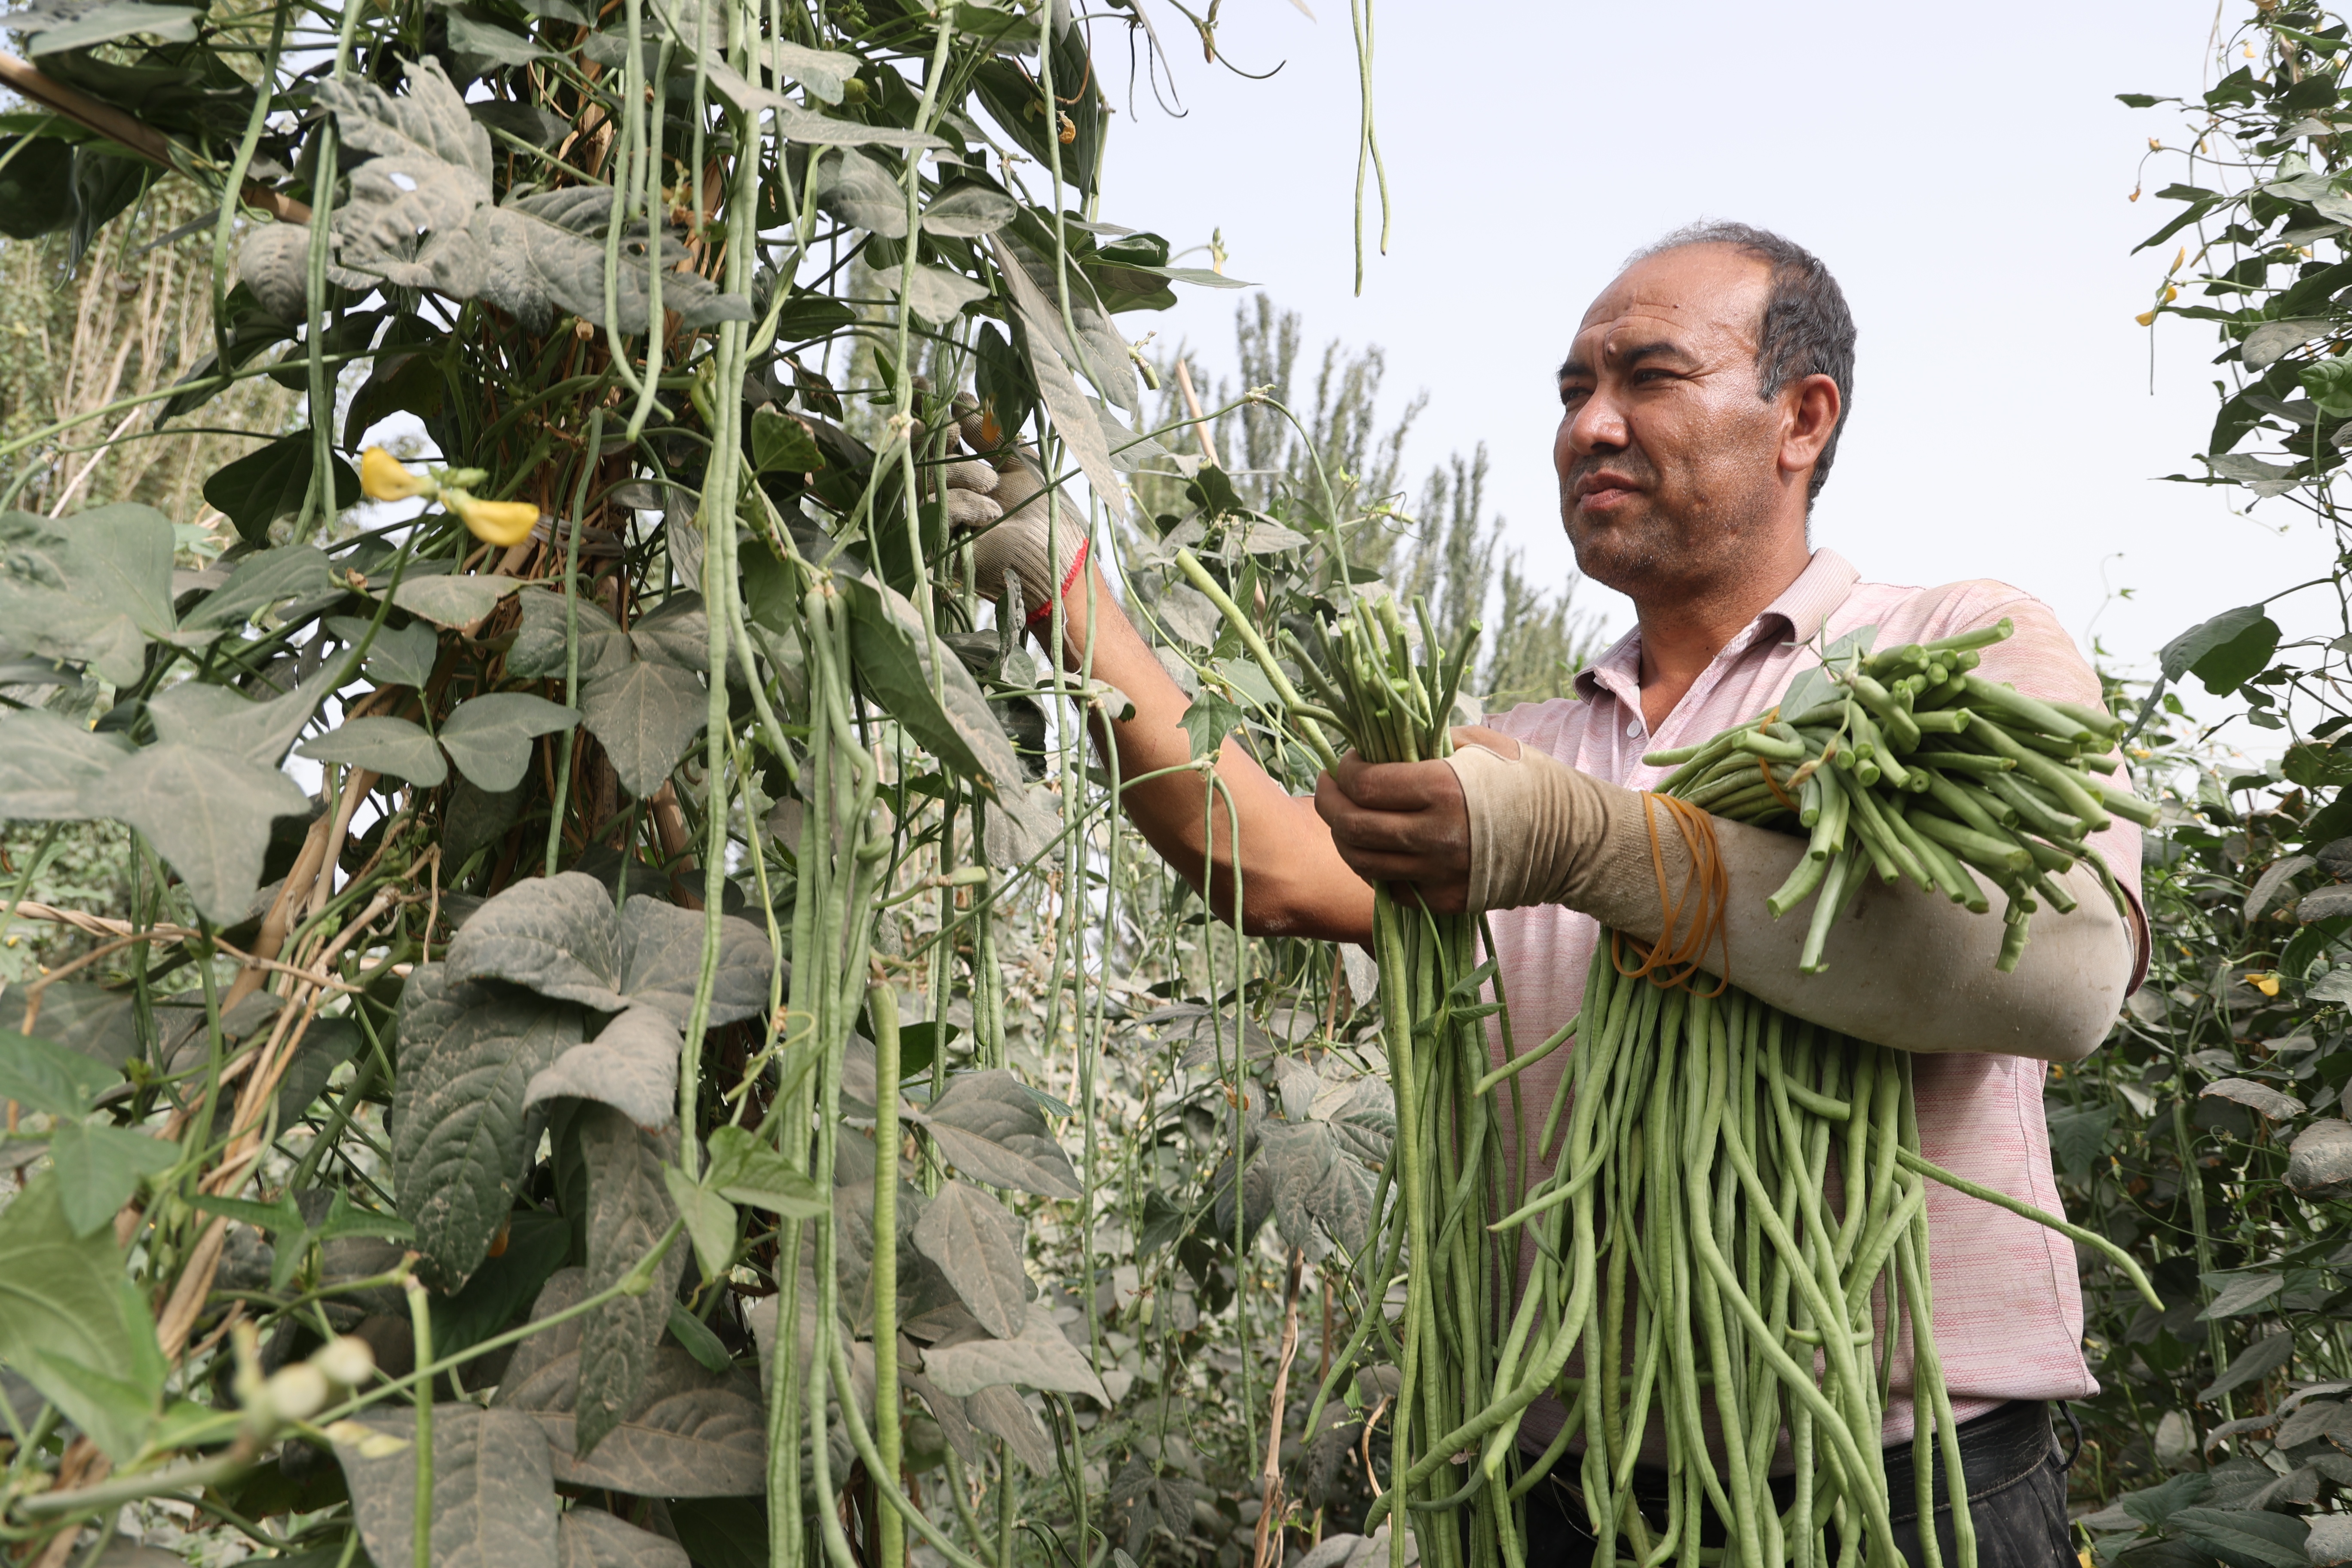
[920,1313,1109,1403]
[392,964,585,1290]
[0,710,133,819]
[328,1405,559,1568]
[628,592,710,673]
[438,692,580,791]
[78,741,310,923]
[557,1510,690,1568]
[48,1121,177,1238]
[840,573,1023,801]
[911,1179,1028,1338]
[328,616,441,688]
[505,589,629,683]
[441,874,773,1029]
[581,658,707,799]
[915,1070,1081,1200]
[201,438,361,547]
[576,1106,686,1458]
[0,1177,156,1460]
[2159,604,2280,695]
[524,1005,681,1128]
[496,1270,764,1496]
[179,544,337,633]
[391,573,524,628]
[0,504,177,686]
[299,716,449,786]
[15,0,202,54]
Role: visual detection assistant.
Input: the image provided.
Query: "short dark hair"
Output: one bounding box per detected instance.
[1625,221,1856,506]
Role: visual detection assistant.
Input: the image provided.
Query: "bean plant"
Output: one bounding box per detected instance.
[0,0,1467,1562]
[2061,5,2352,1563]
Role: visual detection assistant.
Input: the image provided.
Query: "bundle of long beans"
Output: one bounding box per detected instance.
[1175,560,2163,1568]
[1643,619,2159,973]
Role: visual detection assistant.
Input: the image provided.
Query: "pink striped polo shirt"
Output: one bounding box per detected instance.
[1490,547,2144,1455]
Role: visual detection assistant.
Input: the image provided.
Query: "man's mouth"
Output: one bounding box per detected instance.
[1574,473,1640,510]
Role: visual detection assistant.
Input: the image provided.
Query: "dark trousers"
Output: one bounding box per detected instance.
[1521,1400,2076,1568]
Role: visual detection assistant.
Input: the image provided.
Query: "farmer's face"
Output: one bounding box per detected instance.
[1553,245,1792,599]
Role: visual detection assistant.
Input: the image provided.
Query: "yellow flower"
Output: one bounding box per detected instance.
[2253,971,2282,997]
[445,490,541,548]
[2136,308,2159,326]
[360,446,433,502]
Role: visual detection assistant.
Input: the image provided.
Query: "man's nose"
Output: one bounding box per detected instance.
[1565,386,1629,457]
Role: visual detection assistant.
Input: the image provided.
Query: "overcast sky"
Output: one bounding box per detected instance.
[1093,0,2336,688]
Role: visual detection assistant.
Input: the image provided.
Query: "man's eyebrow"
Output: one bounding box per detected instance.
[1556,338,1698,383]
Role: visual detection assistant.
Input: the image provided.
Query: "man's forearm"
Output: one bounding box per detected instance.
[1596,816,2136,1062]
[1449,741,2136,1061]
[1048,563,1375,943]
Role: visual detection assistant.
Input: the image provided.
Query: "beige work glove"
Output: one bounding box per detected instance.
[1444,738,2138,1062]
[931,405,1088,623]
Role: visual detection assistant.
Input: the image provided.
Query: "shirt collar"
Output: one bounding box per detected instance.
[1571,548,1862,703]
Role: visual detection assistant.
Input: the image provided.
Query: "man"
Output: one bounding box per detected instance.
[941,222,2144,1567]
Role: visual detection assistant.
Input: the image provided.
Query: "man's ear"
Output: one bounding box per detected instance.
[1779,372,1842,478]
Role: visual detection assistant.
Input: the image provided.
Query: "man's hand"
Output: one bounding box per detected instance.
[1314,727,1523,913]
[932,407,1086,621]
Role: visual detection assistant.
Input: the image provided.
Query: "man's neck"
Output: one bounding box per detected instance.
[1632,539,1813,734]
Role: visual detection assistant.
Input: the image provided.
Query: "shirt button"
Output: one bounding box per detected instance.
[1625,719,1643,738]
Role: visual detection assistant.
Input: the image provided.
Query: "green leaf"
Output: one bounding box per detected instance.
[148,672,334,770]
[628,592,710,673]
[2159,605,2272,683]
[432,1208,572,1361]
[911,1179,1028,1338]
[704,1124,830,1219]
[665,1302,732,1375]
[750,407,824,474]
[48,1121,176,1237]
[0,503,176,686]
[392,964,585,1290]
[474,188,752,332]
[2199,1271,2286,1319]
[202,438,361,547]
[503,589,629,683]
[661,1167,739,1282]
[920,1313,1110,1403]
[525,1005,681,1128]
[2200,1329,2294,1402]
[441,874,772,1030]
[0,710,132,820]
[575,1105,685,1458]
[557,1510,690,1568]
[2044,1104,2114,1179]
[437,692,580,791]
[2169,1507,2309,1568]
[496,1278,763,1495]
[0,1029,119,1115]
[581,658,707,799]
[327,615,440,688]
[917,1070,1081,1200]
[389,572,524,628]
[329,1405,559,1568]
[0,1176,154,1459]
[180,544,336,633]
[77,741,310,923]
[811,146,908,236]
[273,1018,358,1125]
[923,180,1018,238]
[872,262,989,326]
[1178,691,1242,761]
[2119,1471,2211,1531]
[840,573,1024,801]
[447,6,551,66]
[0,134,74,240]
[299,716,448,786]
[18,0,200,54]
